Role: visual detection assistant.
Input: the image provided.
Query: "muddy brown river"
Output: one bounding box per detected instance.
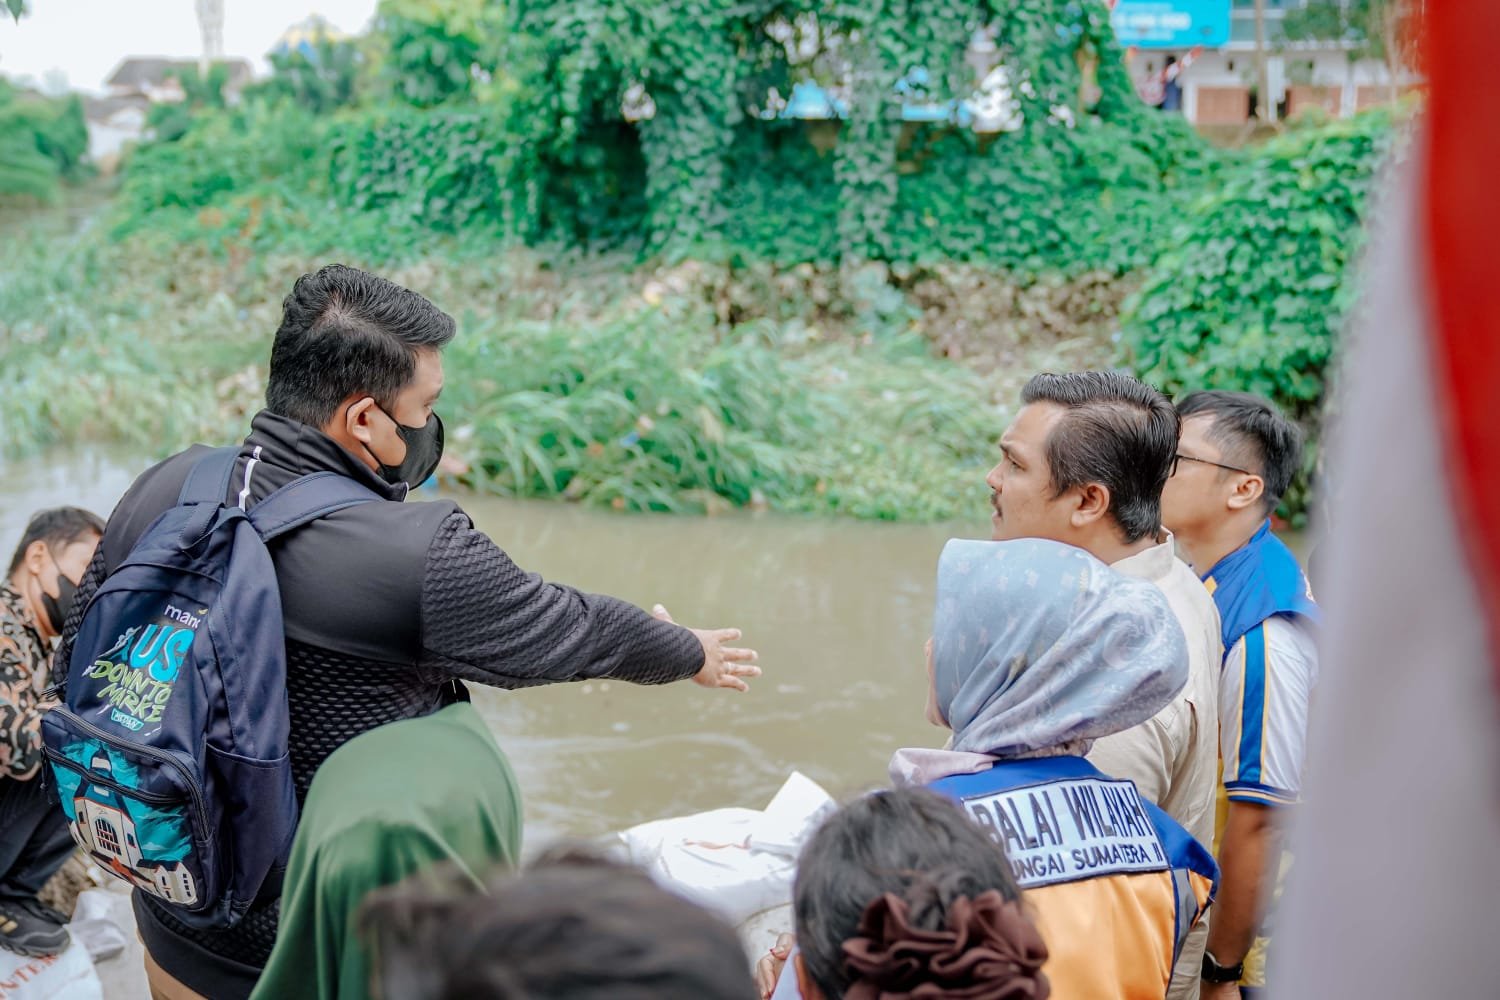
[1,449,986,847]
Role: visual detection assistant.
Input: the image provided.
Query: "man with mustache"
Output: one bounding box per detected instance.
[985,371,1221,1000]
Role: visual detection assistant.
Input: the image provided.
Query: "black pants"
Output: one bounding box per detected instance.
[0,774,75,902]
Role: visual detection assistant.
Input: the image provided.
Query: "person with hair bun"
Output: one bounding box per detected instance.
[762,787,1049,1000]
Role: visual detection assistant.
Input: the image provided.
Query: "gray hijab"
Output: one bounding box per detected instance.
[932,538,1187,759]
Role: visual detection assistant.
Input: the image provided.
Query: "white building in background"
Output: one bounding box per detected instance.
[83,96,148,165]
[1123,0,1420,127]
[82,56,254,170]
[102,56,253,105]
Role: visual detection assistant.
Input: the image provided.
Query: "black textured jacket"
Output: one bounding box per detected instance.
[56,410,703,998]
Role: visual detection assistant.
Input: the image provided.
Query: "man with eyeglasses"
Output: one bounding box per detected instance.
[986,370,1222,1000]
[1161,390,1319,1000]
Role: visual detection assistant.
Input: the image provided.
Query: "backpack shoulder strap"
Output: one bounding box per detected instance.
[178,447,241,507]
[245,472,382,543]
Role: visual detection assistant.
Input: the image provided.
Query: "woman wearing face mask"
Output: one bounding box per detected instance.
[891,538,1219,1000]
[0,507,103,957]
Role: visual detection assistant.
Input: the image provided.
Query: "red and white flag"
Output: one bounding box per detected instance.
[1277,5,1500,996]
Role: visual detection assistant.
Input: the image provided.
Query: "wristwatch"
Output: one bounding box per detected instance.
[1201,951,1245,984]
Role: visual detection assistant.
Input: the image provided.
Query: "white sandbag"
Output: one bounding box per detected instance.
[614,771,835,928]
[69,890,126,964]
[0,935,102,1000]
[747,772,839,855]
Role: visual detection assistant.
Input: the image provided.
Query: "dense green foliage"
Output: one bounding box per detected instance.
[373,0,503,108]
[1282,0,1410,66]
[112,0,1218,278]
[2,0,1403,522]
[144,63,234,144]
[0,80,88,202]
[250,40,363,114]
[449,304,1001,520]
[0,221,263,452]
[118,103,327,229]
[1121,111,1394,422]
[0,223,1023,521]
[1120,110,1398,516]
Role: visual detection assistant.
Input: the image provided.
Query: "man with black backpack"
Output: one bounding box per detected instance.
[51,265,761,998]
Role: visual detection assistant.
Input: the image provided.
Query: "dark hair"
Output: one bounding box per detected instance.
[1020,371,1179,544]
[265,264,456,427]
[794,788,1023,1000]
[361,849,757,1000]
[1177,390,1304,511]
[8,507,105,576]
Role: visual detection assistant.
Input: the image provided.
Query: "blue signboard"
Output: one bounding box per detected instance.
[1111,0,1231,49]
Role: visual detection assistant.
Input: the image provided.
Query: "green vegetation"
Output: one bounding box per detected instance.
[144,63,233,144]
[109,0,1217,275]
[448,301,1004,520]
[0,221,1064,520]
[1122,111,1394,420]
[0,79,88,202]
[1282,0,1415,76]
[0,221,261,456]
[0,0,1407,521]
[1119,111,1398,515]
[251,39,363,115]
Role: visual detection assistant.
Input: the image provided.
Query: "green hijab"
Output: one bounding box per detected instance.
[251,702,523,1000]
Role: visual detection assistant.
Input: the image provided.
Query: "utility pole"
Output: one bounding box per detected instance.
[1255,0,1275,123]
[196,0,224,72]
[1381,0,1403,106]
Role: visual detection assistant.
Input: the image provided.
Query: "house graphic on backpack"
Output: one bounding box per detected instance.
[70,752,199,906]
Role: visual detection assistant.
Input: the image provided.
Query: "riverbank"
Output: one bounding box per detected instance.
[4,107,1398,525]
[0,201,1112,523]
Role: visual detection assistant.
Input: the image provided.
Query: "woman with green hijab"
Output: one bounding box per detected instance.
[251,702,522,1000]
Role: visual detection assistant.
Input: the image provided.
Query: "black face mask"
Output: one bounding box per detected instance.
[40,552,77,635]
[368,407,445,488]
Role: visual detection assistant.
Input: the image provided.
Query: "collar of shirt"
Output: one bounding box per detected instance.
[1110,529,1177,584]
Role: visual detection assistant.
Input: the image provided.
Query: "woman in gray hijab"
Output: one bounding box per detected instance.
[890,537,1219,1000]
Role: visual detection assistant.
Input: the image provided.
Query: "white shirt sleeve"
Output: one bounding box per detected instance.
[1219,614,1319,805]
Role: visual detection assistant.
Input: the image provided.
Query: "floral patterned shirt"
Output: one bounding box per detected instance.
[0,585,50,781]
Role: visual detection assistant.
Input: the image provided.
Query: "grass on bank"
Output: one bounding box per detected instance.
[0,209,1103,522]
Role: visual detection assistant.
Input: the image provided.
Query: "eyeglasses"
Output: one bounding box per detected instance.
[1173,453,1257,477]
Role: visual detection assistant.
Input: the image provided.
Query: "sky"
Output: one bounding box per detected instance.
[0,0,380,94]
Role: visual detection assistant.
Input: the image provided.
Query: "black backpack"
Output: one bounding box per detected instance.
[43,448,378,928]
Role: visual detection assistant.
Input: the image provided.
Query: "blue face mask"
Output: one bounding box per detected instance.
[369,408,445,487]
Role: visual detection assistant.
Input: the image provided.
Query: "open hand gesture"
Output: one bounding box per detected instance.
[653,604,761,692]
